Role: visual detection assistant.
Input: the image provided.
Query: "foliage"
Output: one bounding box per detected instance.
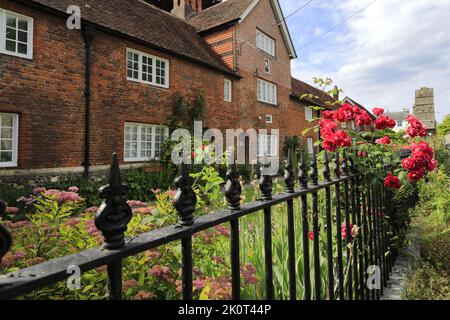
[437,114,450,136]
[402,170,450,300]
[168,91,205,132]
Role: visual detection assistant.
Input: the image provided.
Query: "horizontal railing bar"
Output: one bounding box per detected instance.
[0,175,355,299]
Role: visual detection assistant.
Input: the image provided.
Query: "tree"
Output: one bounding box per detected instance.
[437,114,450,136]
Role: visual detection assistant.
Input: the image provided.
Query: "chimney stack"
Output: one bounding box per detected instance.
[172,0,202,20]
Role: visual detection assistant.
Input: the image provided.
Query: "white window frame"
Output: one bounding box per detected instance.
[0,9,34,59]
[124,123,169,162]
[305,107,313,121]
[126,48,169,89]
[256,29,275,57]
[224,79,232,102]
[307,138,314,155]
[265,114,273,124]
[0,113,19,168]
[257,78,277,105]
[258,133,278,157]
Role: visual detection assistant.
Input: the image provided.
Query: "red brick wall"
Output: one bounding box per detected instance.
[203,28,235,70]
[234,0,301,155]
[0,0,240,172]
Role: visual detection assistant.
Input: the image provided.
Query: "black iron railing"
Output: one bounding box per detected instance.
[0,150,397,300]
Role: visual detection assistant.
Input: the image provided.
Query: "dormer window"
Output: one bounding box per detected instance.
[256,29,275,56]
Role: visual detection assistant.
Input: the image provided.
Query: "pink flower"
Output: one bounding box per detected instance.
[375,136,391,145]
[85,206,99,213]
[214,225,230,237]
[5,207,19,214]
[32,187,46,195]
[68,186,79,193]
[242,263,258,285]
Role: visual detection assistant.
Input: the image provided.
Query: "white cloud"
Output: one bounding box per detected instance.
[286,0,450,122]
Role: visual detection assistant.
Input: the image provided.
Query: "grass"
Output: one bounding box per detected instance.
[402,169,450,300]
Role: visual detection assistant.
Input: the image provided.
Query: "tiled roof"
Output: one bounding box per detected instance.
[188,0,256,32]
[386,111,409,123]
[291,78,338,109]
[25,0,233,74]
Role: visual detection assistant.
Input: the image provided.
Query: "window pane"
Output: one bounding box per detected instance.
[0,152,12,162]
[18,19,28,31]
[6,17,16,28]
[6,27,16,40]
[1,128,13,139]
[1,115,13,127]
[1,140,12,151]
[18,43,27,54]
[18,30,27,42]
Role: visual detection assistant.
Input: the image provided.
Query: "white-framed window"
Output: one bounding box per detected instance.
[265,114,273,124]
[258,133,278,157]
[264,59,270,74]
[124,123,169,162]
[126,48,169,88]
[224,79,232,102]
[256,29,275,56]
[307,138,314,155]
[257,79,277,105]
[0,113,19,167]
[0,9,33,59]
[305,107,313,121]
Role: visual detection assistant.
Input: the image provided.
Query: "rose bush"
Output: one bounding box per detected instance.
[317,101,437,189]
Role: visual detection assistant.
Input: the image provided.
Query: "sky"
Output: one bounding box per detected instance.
[278,0,450,122]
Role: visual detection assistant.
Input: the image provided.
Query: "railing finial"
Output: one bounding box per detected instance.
[225,163,242,211]
[174,161,197,226]
[259,153,273,201]
[0,200,12,263]
[95,153,133,250]
[323,152,331,182]
[284,149,295,194]
[334,150,341,179]
[299,148,308,189]
[311,151,319,186]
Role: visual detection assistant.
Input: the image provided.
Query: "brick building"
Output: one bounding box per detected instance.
[0,0,339,177]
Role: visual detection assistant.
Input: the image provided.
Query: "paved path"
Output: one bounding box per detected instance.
[381,255,409,300]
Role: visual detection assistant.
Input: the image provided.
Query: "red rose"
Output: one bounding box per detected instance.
[322,140,337,152]
[387,119,397,129]
[322,110,334,120]
[308,231,314,241]
[401,158,416,171]
[384,173,402,189]
[407,168,425,182]
[372,108,385,116]
[374,115,388,130]
[341,223,354,240]
[427,159,438,171]
[375,136,391,145]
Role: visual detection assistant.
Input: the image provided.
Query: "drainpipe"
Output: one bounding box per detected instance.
[81,24,95,176]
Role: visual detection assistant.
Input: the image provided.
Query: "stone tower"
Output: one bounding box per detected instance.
[413,87,436,133]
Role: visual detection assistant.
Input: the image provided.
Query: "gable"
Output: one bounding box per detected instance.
[189,0,297,59]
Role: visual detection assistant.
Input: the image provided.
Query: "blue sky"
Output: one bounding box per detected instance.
[278,0,450,122]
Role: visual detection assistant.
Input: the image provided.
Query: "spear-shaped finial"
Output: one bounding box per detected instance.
[225,163,242,211]
[95,153,133,250]
[284,149,295,193]
[174,162,197,226]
